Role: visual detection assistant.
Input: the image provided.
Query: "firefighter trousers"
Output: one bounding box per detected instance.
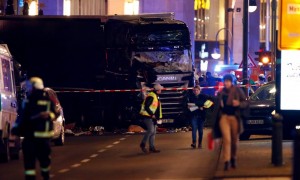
[22,138,51,180]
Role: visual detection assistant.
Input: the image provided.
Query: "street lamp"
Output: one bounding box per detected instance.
[211,48,221,60]
[211,28,233,64]
[249,0,257,13]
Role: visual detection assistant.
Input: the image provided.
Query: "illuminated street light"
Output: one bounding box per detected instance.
[249,0,257,13]
[212,28,233,63]
[211,48,221,59]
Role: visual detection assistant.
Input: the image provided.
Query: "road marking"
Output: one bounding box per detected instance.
[98,149,106,153]
[90,154,98,158]
[113,141,120,145]
[54,135,129,176]
[81,159,90,163]
[106,145,114,148]
[71,163,81,168]
[58,169,70,173]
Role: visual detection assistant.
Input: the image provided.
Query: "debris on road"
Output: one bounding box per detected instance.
[64,122,191,136]
[128,125,145,133]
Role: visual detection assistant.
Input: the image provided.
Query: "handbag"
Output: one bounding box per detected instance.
[207,131,214,151]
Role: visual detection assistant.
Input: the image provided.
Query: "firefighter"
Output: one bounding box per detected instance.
[139,83,163,153]
[12,77,59,180]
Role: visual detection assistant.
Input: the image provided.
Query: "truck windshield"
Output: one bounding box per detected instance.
[133,30,189,46]
[133,49,192,73]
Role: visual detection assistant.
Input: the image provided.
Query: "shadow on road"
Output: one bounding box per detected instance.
[176,148,197,151]
[120,153,151,158]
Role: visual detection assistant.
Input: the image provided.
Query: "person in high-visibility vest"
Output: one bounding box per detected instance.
[12,77,59,180]
[139,83,163,153]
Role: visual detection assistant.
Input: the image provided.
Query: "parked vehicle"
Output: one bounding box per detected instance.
[44,88,65,146]
[0,44,20,162]
[240,82,275,140]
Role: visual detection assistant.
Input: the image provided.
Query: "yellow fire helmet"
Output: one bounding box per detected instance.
[29,77,44,90]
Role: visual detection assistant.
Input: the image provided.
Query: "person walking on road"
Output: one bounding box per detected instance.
[187,85,211,149]
[12,77,59,180]
[213,74,248,171]
[139,83,163,154]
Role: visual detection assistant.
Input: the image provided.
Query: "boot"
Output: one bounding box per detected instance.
[191,143,196,149]
[140,143,148,154]
[224,161,230,171]
[231,158,236,169]
[149,147,160,153]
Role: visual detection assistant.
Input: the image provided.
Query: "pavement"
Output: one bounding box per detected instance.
[213,135,293,180]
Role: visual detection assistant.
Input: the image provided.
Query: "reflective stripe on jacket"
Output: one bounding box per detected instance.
[140,92,162,119]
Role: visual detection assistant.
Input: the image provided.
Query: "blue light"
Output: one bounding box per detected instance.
[19,0,24,7]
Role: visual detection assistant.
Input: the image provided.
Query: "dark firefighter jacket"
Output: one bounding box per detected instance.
[13,89,59,139]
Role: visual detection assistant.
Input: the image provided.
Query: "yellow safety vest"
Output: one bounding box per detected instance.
[140,92,162,119]
[34,100,55,138]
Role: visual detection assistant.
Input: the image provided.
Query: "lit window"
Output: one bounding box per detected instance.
[194,0,225,40]
[29,0,38,16]
[124,0,139,15]
[64,0,71,16]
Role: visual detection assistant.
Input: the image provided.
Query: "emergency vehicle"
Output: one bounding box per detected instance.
[0,44,20,162]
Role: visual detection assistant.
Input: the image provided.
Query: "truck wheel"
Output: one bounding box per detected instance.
[239,132,251,140]
[0,138,10,163]
[54,128,65,146]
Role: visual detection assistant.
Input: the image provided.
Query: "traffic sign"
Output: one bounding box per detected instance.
[279,0,300,50]
[239,54,257,69]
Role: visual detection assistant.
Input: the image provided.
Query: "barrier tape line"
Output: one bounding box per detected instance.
[54,84,263,93]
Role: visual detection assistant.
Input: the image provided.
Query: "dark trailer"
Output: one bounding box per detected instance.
[0,16,108,128]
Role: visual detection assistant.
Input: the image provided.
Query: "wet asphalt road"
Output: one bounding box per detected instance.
[0,129,220,180]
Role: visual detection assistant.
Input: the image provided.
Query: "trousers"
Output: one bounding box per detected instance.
[219,114,239,162]
[191,115,204,145]
[141,118,157,149]
[22,138,51,180]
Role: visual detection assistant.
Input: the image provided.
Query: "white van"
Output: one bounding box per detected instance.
[0,44,20,162]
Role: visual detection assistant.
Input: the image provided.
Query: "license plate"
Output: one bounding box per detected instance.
[161,119,174,123]
[247,120,264,124]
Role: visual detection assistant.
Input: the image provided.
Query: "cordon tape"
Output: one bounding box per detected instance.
[54,84,263,93]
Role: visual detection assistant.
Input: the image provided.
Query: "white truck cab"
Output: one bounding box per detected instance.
[0,44,19,162]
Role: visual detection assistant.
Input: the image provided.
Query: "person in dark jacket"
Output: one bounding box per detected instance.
[213,74,247,171]
[12,77,59,180]
[188,85,210,149]
[139,83,163,153]
[202,71,217,96]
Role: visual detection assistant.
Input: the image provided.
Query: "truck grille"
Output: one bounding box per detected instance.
[158,82,188,116]
[249,108,274,117]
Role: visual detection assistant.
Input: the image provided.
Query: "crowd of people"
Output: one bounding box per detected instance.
[195,71,272,96]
